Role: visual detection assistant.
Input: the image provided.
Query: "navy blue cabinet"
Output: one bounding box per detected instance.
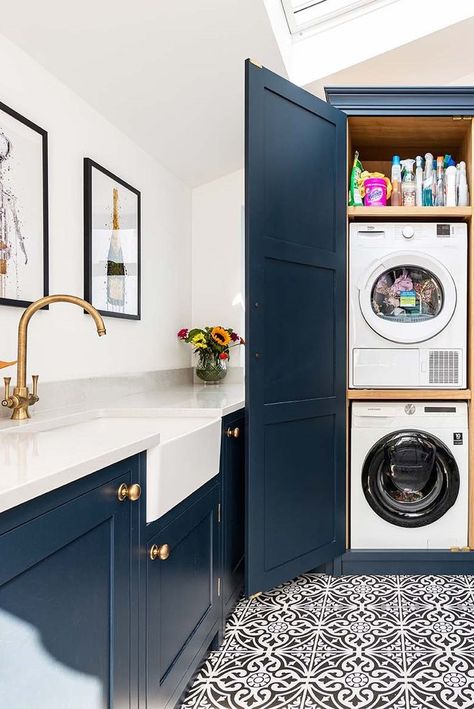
[144,480,220,709]
[245,60,347,595]
[0,455,142,709]
[221,410,245,624]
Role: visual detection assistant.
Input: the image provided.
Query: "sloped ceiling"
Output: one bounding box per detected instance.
[0,0,285,186]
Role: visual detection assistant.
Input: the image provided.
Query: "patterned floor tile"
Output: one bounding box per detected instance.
[180,573,474,709]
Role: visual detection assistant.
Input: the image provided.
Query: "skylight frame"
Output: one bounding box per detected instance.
[281,0,400,36]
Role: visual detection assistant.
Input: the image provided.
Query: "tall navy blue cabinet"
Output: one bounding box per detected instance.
[245,60,347,595]
[0,455,142,709]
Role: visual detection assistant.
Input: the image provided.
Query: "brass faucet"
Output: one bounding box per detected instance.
[2,294,106,420]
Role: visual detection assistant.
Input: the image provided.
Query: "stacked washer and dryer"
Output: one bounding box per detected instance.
[349,222,469,549]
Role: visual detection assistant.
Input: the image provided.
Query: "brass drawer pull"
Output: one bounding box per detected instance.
[225,426,240,439]
[150,543,170,561]
[117,482,142,502]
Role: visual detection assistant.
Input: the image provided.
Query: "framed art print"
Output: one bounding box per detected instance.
[84,158,141,320]
[0,101,49,308]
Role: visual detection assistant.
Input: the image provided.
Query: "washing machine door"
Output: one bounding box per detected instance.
[362,430,459,528]
[359,252,456,344]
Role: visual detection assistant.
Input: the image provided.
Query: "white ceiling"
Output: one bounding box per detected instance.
[0,0,285,187]
[1,2,474,187]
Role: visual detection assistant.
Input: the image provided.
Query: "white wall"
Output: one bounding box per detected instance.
[0,33,191,383]
[192,169,244,366]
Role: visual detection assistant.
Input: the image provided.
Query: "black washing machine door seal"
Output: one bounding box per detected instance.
[362,429,460,528]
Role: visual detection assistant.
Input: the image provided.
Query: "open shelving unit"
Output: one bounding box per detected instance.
[346,113,474,547]
[348,206,472,219]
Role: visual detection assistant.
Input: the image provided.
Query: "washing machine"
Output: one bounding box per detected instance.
[349,222,467,388]
[351,401,468,549]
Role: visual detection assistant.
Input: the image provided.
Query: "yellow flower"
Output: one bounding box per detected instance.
[192,333,207,349]
[211,326,231,347]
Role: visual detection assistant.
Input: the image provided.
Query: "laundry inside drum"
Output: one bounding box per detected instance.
[371,266,443,323]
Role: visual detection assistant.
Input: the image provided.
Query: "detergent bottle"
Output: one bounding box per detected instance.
[390,155,402,206]
[401,159,416,207]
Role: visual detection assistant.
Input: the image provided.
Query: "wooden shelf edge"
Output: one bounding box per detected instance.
[348,206,472,219]
[347,389,471,400]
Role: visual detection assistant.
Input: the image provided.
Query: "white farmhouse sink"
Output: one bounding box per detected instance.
[145,415,221,522]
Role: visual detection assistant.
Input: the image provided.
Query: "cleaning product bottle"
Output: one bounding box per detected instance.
[390,155,402,206]
[423,152,433,206]
[435,156,445,207]
[415,155,423,206]
[348,151,363,206]
[445,165,457,207]
[432,157,437,205]
[458,161,470,206]
[401,159,416,207]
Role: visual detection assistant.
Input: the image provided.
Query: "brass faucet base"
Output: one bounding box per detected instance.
[11,406,30,421]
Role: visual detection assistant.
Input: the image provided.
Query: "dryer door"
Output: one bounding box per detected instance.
[362,430,459,528]
[359,252,456,344]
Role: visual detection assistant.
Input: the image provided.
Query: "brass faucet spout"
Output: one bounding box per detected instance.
[5,294,106,420]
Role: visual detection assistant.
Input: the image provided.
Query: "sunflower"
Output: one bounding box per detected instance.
[192,332,207,349]
[211,326,231,347]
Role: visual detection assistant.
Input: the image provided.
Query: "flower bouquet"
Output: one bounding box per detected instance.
[177,326,244,383]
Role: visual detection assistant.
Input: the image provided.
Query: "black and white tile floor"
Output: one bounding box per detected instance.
[181,573,474,709]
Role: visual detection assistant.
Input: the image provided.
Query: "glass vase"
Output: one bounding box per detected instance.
[195,358,227,384]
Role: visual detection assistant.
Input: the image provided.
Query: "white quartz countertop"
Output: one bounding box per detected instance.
[0,380,244,515]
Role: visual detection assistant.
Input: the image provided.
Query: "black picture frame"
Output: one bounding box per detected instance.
[84,158,141,320]
[0,100,49,309]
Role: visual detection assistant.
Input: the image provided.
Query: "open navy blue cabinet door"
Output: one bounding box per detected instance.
[245,60,346,595]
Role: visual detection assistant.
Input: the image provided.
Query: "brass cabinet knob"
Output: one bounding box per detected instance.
[150,543,170,561]
[117,482,142,502]
[225,426,240,439]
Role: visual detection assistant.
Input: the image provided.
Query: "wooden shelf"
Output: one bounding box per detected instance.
[347,389,471,400]
[348,206,472,220]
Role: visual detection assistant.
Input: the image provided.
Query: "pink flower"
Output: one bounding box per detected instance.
[177,328,188,339]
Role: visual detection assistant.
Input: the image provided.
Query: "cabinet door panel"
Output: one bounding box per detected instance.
[146,485,219,708]
[0,473,133,709]
[222,414,245,616]
[245,60,346,595]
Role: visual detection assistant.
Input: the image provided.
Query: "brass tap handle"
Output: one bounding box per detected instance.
[2,377,11,406]
[31,375,39,399]
[225,426,240,439]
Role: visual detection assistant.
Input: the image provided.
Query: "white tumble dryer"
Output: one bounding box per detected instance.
[349,222,467,388]
[351,401,468,549]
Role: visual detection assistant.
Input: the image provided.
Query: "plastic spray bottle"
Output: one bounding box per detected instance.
[435,156,445,207]
[401,159,416,207]
[415,156,423,206]
[445,165,457,207]
[458,161,470,206]
[423,153,433,206]
[391,155,402,206]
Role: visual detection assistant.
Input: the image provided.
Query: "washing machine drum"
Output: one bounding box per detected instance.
[362,430,459,527]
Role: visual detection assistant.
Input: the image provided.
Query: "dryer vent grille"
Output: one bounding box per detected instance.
[429,350,460,385]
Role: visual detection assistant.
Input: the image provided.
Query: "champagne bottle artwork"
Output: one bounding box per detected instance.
[85,159,140,320]
[106,187,126,311]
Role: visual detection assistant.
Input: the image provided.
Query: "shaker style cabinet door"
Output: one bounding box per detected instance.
[145,484,220,709]
[0,467,136,709]
[245,60,347,595]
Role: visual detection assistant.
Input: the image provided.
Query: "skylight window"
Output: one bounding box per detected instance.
[281,0,398,36]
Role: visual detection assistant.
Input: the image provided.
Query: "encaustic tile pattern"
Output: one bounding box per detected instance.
[181,573,474,709]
